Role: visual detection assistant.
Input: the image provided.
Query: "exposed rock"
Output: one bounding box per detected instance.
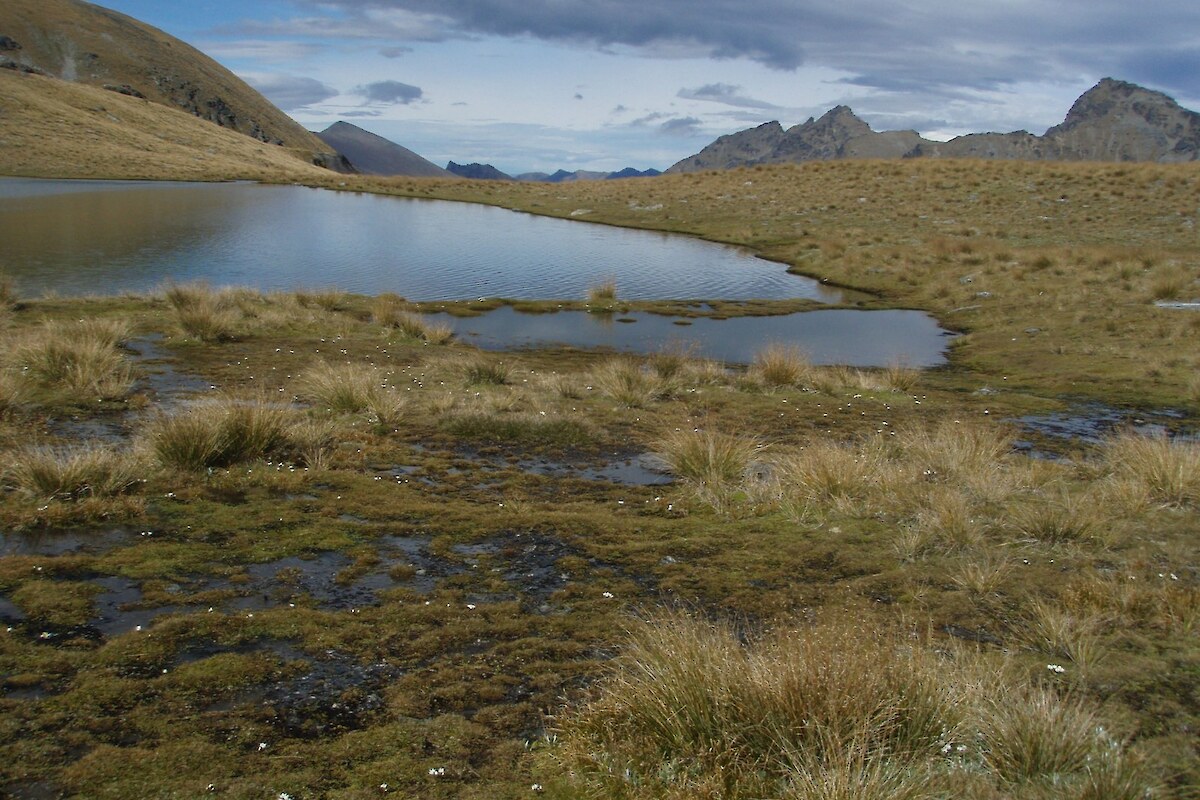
[0,35,21,50]
[103,83,144,98]
[669,78,1200,172]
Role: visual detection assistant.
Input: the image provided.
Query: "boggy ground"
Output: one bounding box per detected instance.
[0,158,1198,800]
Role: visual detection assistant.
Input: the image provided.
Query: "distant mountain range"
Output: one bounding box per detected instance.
[445,162,661,182]
[669,79,1200,172]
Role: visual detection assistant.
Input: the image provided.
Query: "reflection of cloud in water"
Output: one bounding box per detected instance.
[439,306,952,367]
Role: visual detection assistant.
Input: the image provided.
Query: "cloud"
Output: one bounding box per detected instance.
[201,40,321,62]
[658,116,703,136]
[244,74,339,110]
[356,80,424,104]
[678,83,778,109]
[379,46,414,58]
[283,1,1200,100]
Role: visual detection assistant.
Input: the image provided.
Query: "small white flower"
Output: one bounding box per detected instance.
[602,591,615,599]
[531,784,544,793]
[428,767,445,777]
[466,604,476,610]
[1047,664,1066,674]
[258,742,269,751]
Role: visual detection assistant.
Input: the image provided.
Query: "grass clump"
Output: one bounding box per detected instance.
[654,427,763,510]
[1100,431,1200,506]
[591,357,678,406]
[752,342,813,388]
[145,395,292,471]
[163,281,240,342]
[6,319,133,400]
[5,445,147,500]
[297,359,407,427]
[461,356,511,386]
[549,613,1152,800]
[586,277,618,309]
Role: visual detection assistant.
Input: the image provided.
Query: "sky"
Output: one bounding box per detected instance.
[96,0,1200,175]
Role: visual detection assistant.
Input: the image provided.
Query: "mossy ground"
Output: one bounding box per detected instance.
[1,158,1198,798]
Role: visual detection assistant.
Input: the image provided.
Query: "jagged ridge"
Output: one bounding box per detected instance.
[669,79,1200,172]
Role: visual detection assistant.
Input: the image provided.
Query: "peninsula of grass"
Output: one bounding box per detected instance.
[0,156,1197,799]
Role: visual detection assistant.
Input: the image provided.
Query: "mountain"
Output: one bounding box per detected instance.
[513,167,662,182]
[316,122,448,177]
[0,0,347,170]
[446,161,512,180]
[668,79,1200,172]
[606,167,662,180]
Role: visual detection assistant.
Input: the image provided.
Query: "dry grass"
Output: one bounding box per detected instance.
[163,281,241,342]
[144,395,293,471]
[586,277,619,309]
[297,360,398,416]
[1100,432,1200,506]
[590,357,679,407]
[550,613,1151,799]
[5,445,147,500]
[5,319,133,400]
[752,342,813,388]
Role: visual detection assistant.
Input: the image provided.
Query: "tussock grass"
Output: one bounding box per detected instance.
[294,288,347,312]
[1100,432,1200,506]
[298,361,391,414]
[145,395,293,471]
[654,427,764,511]
[1023,598,1108,670]
[372,296,454,343]
[551,613,1148,799]
[773,438,887,517]
[461,356,511,386]
[5,445,147,500]
[591,357,678,406]
[283,419,339,470]
[163,281,239,342]
[752,343,813,388]
[586,277,618,309]
[6,319,134,399]
[899,418,1016,500]
[0,370,31,416]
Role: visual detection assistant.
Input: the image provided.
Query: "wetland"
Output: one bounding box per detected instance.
[1,159,1198,799]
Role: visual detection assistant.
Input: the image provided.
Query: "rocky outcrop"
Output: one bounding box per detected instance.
[669,78,1200,172]
[446,161,512,180]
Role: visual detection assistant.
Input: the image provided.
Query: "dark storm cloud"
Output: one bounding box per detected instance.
[356,80,424,104]
[246,74,339,110]
[295,0,1200,99]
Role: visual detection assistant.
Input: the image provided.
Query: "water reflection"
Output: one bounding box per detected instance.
[0,178,844,302]
[439,306,952,366]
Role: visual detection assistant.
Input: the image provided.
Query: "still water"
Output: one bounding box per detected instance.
[442,306,951,367]
[0,178,952,365]
[0,178,841,302]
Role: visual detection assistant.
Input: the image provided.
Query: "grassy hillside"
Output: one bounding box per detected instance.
[0,70,335,181]
[0,0,338,164]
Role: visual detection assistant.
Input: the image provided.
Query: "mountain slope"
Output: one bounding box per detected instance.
[316,122,448,177]
[0,69,336,181]
[669,79,1200,172]
[0,0,345,169]
[446,162,512,180]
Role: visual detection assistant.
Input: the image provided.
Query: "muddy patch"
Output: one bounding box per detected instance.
[0,526,139,557]
[125,335,215,403]
[1015,404,1196,445]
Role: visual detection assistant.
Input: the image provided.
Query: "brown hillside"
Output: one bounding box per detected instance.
[0,69,334,181]
[0,0,344,169]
